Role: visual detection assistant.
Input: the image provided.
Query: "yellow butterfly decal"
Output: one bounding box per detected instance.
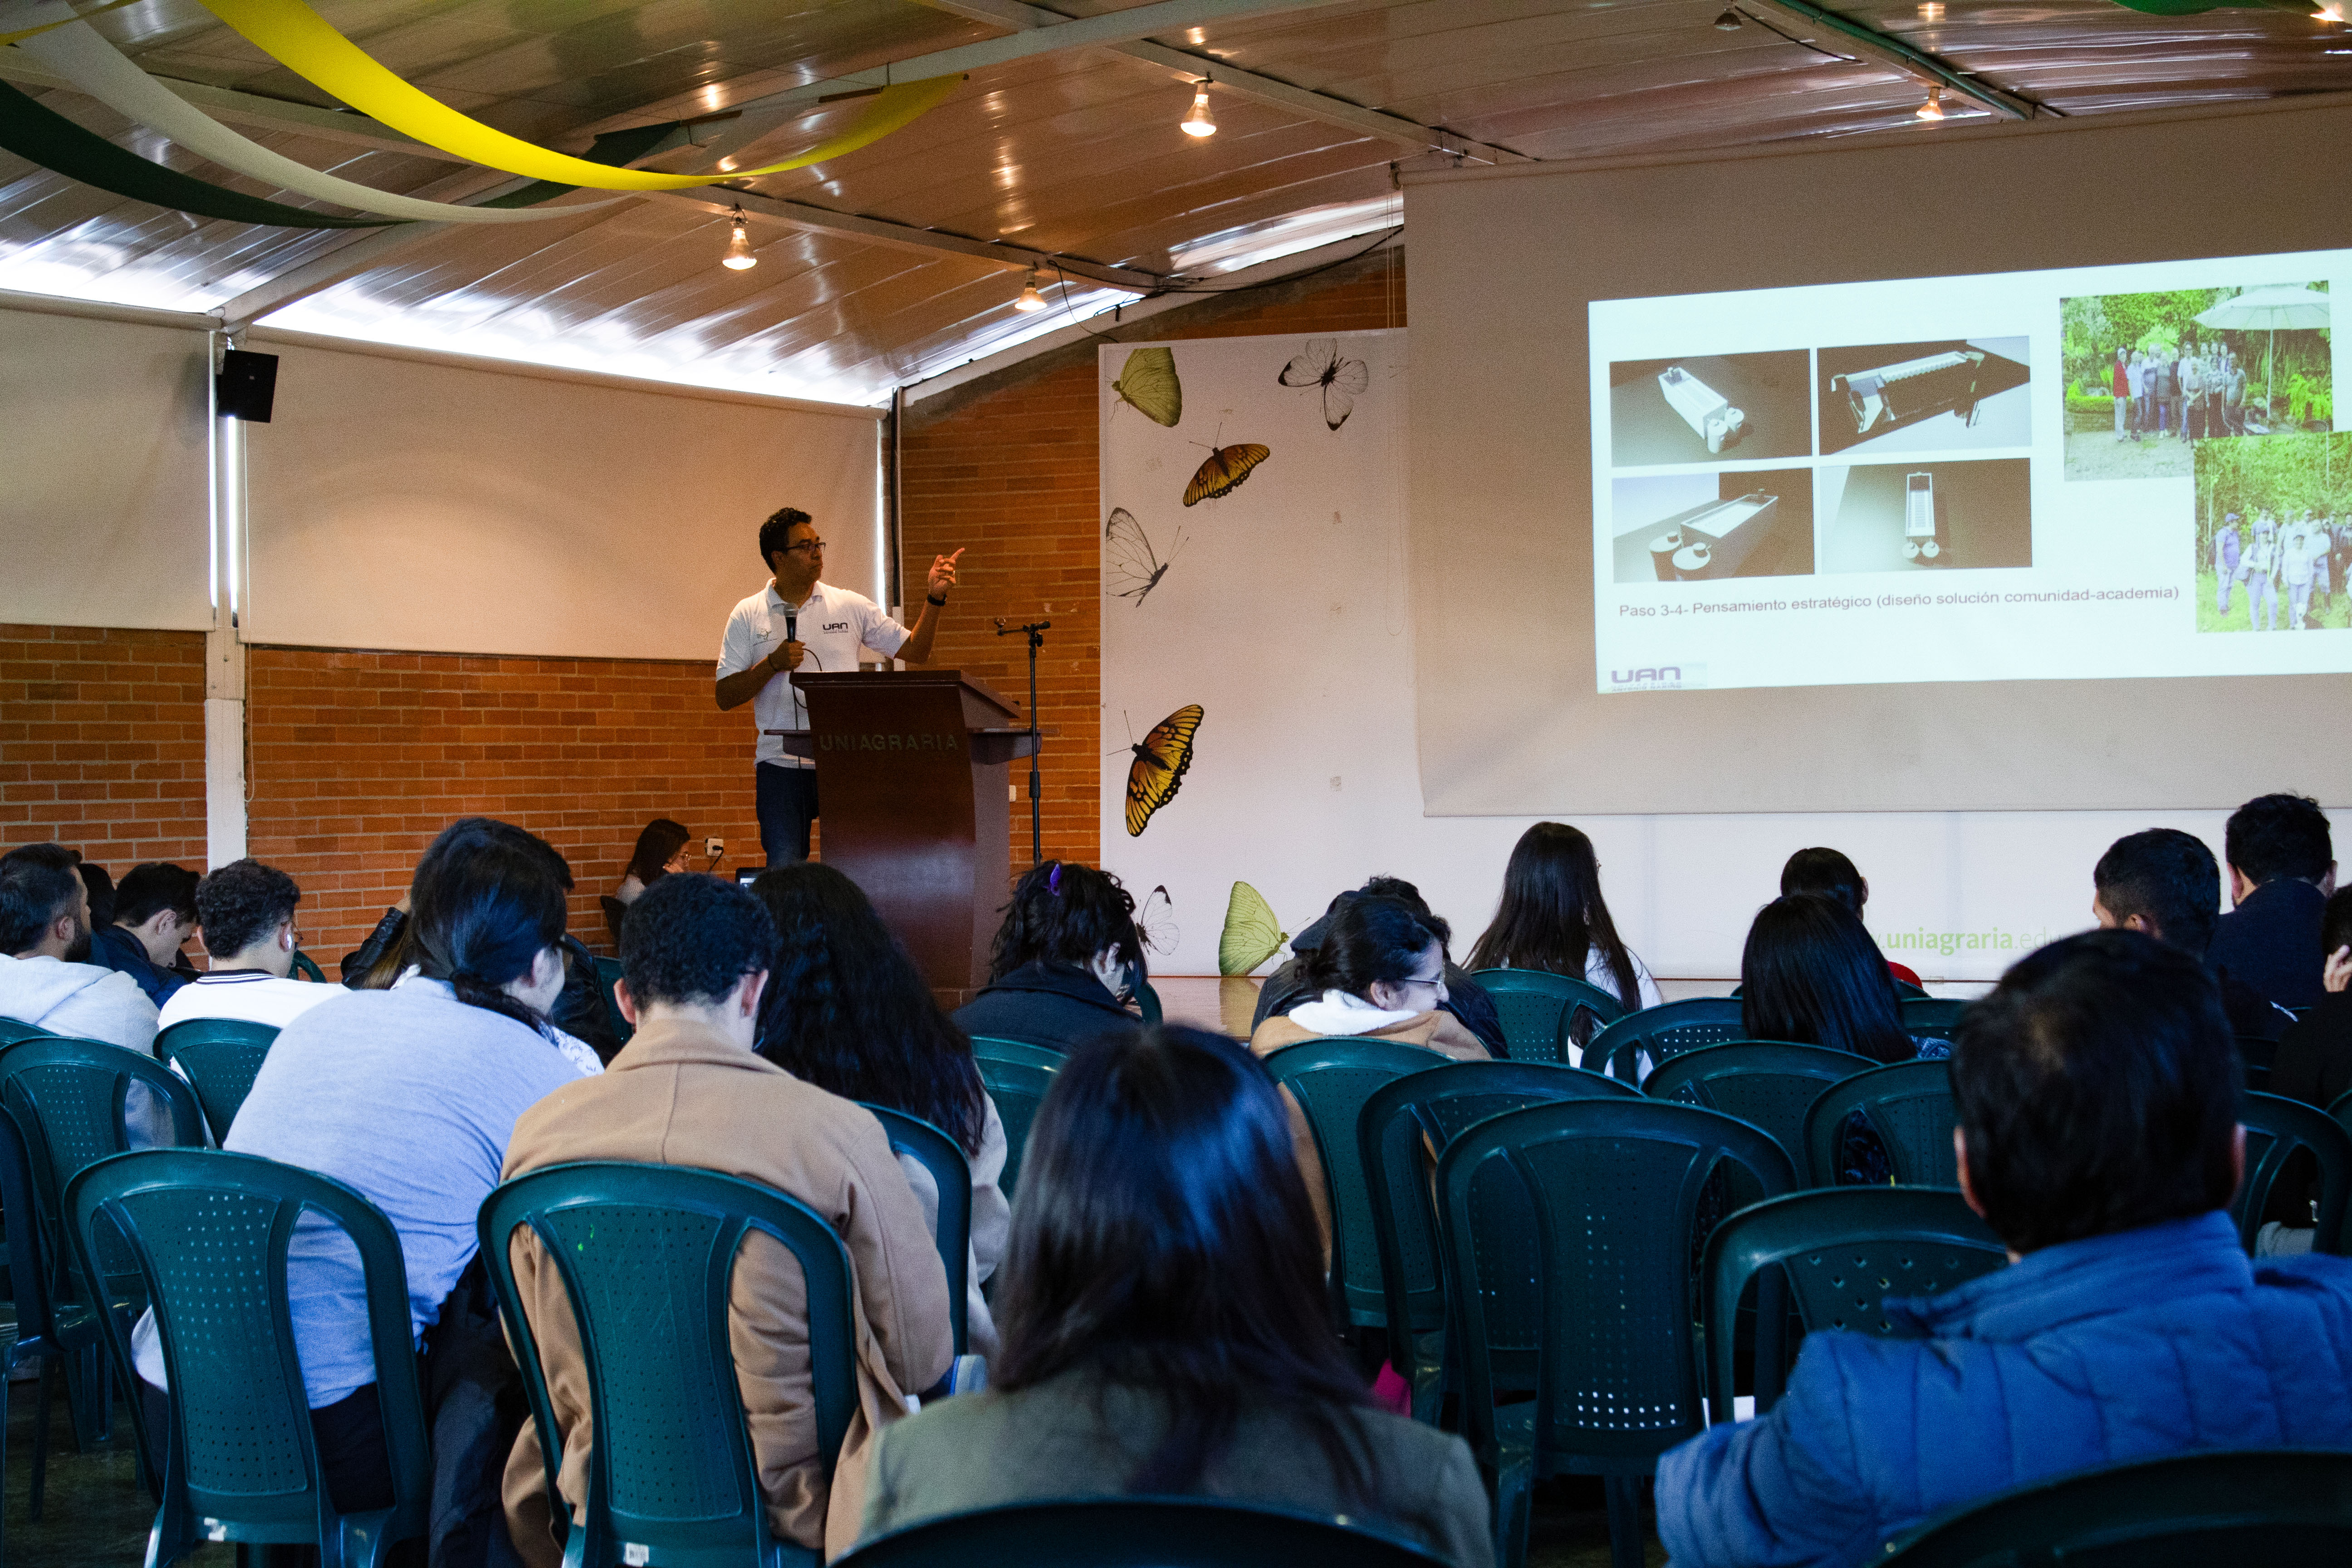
[1182,443,1270,506]
[1124,704,1202,837]
[1112,347,1182,426]
[1219,881,1289,976]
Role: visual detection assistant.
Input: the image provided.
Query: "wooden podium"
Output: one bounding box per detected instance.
[768,670,1033,1003]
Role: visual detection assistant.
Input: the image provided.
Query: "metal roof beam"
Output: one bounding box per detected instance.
[906,0,1533,165]
[1737,0,2053,121]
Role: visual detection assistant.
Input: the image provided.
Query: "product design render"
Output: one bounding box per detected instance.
[1657,365,1746,453]
[1833,348,1986,436]
[1902,470,1942,561]
[1645,492,1780,580]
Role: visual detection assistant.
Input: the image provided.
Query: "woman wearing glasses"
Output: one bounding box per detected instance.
[715,505,966,864]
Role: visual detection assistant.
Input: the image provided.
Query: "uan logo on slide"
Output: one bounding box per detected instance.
[1608,664,1706,693]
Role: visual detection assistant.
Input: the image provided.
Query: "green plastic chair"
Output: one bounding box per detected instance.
[1893,978,1931,1000]
[0,1102,104,1560]
[1436,1098,1795,1568]
[1467,969,1628,1064]
[1803,1059,1959,1187]
[1586,998,1748,1084]
[480,1161,858,1568]
[0,1018,50,1045]
[289,950,328,984]
[2238,1033,2280,1093]
[859,1103,970,1356]
[1357,1060,1637,1421]
[66,1148,431,1568]
[836,1497,1450,1566]
[969,1037,1061,1199]
[1644,1042,1877,1175]
[157,1016,281,1143]
[1876,1448,2352,1566]
[591,956,633,1046]
[1703,1186,2007,1419]
[1259,1038,1451,1333]
[2232,1090,2352,1256]
[1898,996,1968,1037]
[1135,978,1164,1025]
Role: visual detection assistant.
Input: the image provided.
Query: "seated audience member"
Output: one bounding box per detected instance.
[752,862,1009,1360]
[1465,821,1666,1027]
[155,818,595,1515]
[2271,887,2352,1111]
[2092,828,2294,1040]
[78,861,116,930]
[1779,846,1921,989]
[0,842,158,1051]
[1656,930,2352,1568]
[953,859,1144,1049]
[2209,792,2335,1010]
[88,861,202,1004]
[156,859,337,1032]
[858,1026,1494,1568]
[500,872,951,1566]
[615,817,693,905]
[1252,877,1505,1054]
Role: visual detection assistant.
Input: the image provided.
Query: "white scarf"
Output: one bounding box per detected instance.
[1286,987,1420,1036]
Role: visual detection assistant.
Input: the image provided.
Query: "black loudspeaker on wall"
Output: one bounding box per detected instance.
[216,348,279,423]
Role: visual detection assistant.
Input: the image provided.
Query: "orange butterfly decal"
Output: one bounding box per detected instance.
[1181,444,1269,506]
[1125,704,1202,836]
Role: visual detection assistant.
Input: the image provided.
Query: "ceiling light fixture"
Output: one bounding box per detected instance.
[1915,84,1946,120]
[1918,2,1944,21]
[1014,267,1048,312]
[1713,8,1743,30]
[1181,79,1217,137]
[721,206,756,270]
[2317,2,2346,21]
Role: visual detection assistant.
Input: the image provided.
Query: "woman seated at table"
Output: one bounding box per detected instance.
[615,818,692,905]
[856,1025,1494,1567]
[953,860,1145,1050]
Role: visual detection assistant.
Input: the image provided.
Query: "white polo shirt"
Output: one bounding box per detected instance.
[718,580,909,768]
[157,970,339,1032]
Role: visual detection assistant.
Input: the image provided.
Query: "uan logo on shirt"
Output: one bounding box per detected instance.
[822,620,851,634]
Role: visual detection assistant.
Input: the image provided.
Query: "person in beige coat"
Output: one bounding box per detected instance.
[498,874,952,1565]
[1250,895,1488,1250]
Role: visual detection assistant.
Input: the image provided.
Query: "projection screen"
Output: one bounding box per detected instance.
[1405,94,2352,814]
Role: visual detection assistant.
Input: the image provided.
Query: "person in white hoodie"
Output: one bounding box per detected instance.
[157,858,338,1034]
[0,842,160,1052]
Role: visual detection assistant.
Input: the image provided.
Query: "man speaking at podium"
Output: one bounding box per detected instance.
[716,506,965,865]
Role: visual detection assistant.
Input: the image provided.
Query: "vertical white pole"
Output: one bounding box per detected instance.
[204,338,248,869]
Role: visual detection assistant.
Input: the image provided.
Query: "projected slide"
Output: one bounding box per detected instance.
[1589,250,2347,694]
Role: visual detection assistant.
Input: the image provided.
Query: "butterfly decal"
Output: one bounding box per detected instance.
[1279,338,1371,431]
[1219,881,1289,976]
[1111,346,1182,426]
[1124,704,1202,837]
[1182,443,1270,506]
[1104,507,1186,607]
[1136,884,1178,956]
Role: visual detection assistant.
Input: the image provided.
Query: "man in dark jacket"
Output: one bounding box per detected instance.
[1250,876,1505,1055]
[2091,828,2293,1040]
[1657,930,2352,1568]
[2271,887,2352,1112]
[2208,792,2334,1011]
[86,862,201,1005]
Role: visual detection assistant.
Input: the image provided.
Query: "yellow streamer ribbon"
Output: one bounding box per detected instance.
[195,0,959,189]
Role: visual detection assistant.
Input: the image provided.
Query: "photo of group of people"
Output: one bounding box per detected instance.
[2062,283,2332,482]
[2194,431,2352,633]
[1607,339,2033,583]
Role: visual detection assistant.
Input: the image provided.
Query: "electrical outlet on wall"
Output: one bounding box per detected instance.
[706,838,724,859]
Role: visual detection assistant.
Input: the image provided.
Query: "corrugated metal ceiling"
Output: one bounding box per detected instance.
[0,0,2345,404]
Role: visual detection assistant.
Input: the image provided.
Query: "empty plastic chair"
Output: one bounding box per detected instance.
[2232,1090,2352,1256]
[1585,998,1748,1084]
[1875,1448,2352,1567]
[480,1161,860,1568]
[1644,1042,1877,1174]
[1803,1059,1959,1187]
[0,1102,104,1560]
[836,1498,1450,1568]
[157,1016,280,1143]
[860,1103,971,1356]
[1467,969,1628,1064]
[970,1037,1060,1199]
[68,1148,431,1567]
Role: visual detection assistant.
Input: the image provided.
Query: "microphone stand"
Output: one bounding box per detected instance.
[994,618,1049,867]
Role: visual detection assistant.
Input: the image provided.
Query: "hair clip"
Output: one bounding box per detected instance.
[1047,862,1063,896]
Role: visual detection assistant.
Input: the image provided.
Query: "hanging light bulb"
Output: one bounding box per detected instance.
[721,206,756,270]
[1915,84,1946,121]
[1713,8,1743,30]
[1014,267,1047,312]
[2317,2,2346,21]
[1180,80,1216,137]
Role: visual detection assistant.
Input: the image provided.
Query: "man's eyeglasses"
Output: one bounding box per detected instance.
[785,538,827,556]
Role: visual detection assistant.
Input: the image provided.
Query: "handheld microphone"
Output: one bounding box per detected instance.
[784,609,797,645]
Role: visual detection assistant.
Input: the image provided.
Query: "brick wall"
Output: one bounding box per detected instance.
[245,647,766,967]
[898,246,1406,876]
[0,623,208,872]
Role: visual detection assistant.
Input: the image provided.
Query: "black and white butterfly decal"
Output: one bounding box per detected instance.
[1137,884,1178,957]
[1278,338,1372,431]
[1104,507,1186,607]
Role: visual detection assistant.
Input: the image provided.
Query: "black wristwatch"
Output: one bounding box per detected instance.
[926,592,948,606]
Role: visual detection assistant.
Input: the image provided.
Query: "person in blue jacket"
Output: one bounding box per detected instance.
[1656,928,2352,1568]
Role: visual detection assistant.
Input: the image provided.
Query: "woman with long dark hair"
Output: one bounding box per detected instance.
[751,862,1009,1358]
[616,817,693,906]
[1466,822,1661,1017]
[953,860,1144,1049]
[856,1026,1492,1565]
